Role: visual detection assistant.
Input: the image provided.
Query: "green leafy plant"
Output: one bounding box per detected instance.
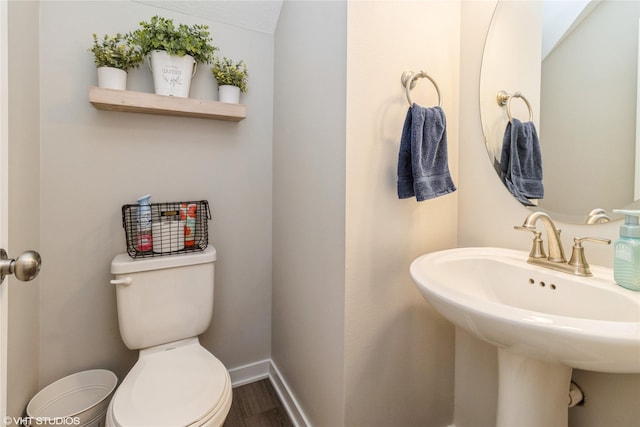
[210,57,248,93]
[89,33,143,71]
[132,15,217,64]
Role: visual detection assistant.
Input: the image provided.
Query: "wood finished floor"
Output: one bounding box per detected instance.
[224,379,294,427]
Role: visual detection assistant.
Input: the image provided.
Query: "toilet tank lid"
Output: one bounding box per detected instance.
[111,245,216,274]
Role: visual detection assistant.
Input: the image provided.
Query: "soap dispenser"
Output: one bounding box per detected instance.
[613,209,640,291]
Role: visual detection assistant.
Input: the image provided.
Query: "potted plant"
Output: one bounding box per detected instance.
[132,15,217,98]
[89,33,143,90]
[210,57,248,104]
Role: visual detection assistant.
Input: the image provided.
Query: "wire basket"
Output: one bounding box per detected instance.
[121,200,211,258]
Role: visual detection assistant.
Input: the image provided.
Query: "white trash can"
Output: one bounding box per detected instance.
[26,369,117,427]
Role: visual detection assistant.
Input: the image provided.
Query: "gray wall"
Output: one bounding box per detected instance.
[272,2,347,425]
[35,0,274,394]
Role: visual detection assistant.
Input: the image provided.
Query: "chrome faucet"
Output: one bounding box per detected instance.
[515,211,610,277]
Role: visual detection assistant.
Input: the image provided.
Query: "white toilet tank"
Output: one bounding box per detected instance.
[111,246,217,350]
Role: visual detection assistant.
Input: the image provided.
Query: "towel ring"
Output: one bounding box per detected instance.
[497,90,533,122]
[401,70,442,107]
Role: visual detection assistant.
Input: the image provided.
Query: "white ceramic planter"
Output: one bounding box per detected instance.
[97,67,127,90]
[218,85,241,104]
[149,50,196,98]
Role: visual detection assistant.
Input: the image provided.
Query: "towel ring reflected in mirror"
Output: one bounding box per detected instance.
[401,70,442,107]
[497,90,533,122]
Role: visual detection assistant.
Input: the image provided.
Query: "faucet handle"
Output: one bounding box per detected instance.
[514,226,547,259]
[573,237,611,246]
[567,237,611,277]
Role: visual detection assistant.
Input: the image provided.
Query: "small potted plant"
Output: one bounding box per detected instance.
[132,15,217,98]
[89,33,143,90]
[210,57,248,104]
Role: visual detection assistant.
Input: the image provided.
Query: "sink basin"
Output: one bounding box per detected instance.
[410,246,640,373]
[410,247,640,427]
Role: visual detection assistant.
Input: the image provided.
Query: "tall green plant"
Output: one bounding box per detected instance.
[210,57,248,93]
[132,16,217,63]
[89,33,143,71]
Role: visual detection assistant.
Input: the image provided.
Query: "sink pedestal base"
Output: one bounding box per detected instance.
[497,349,572,427]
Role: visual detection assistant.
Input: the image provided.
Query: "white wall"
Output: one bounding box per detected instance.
[458,2,640,426]
[344,1,459,425]
[36,0,274,391]
[273,1,459,425]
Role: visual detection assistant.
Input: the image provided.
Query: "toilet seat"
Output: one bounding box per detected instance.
[109,338,231,427]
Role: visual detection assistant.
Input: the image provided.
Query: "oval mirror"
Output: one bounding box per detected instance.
[480,0,640,224]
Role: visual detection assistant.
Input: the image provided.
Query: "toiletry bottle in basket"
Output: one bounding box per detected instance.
[137,194,153,251]
[180,203,197,247]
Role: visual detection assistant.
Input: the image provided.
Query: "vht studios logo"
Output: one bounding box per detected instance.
[3,416,81,426]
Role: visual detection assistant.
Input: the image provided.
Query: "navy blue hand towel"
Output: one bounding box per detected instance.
[499,118,544,206]
[397,104,456,201]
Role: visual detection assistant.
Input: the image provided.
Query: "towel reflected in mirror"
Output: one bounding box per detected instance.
[498,118,544,206]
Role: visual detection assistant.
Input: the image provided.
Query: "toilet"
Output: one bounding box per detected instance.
[106,245,232,427]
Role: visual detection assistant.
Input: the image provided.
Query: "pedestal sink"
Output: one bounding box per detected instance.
[410,247,640,427]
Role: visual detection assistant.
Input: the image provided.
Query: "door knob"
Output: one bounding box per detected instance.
[0,249,41,285]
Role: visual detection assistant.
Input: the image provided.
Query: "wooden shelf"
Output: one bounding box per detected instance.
[89,87,246,122]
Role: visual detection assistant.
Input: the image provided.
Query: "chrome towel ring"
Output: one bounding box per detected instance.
[401,70,442,107]
[497,90,533,122]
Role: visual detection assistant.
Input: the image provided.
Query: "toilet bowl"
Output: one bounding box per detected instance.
[106,338,231,427]
[108,246,231,426]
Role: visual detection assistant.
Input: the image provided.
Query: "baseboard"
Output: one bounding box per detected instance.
[228,359,270,387]
[229,360,455,427]
[227,359,310,427]
[268,361,311,427]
